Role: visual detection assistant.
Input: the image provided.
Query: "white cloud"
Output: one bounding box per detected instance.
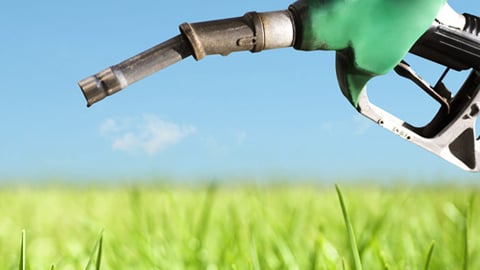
[205,136,229,157]
[99,118,119,136]
[321,121,335,135]
[204,130,246,157]
[234,130,247,145]
[100,114,196,156]
[319,115,373,136]
[353,114,373,136]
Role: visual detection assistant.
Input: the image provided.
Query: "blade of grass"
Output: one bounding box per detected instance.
[84,229,104,270]
[341,257,347,270]
[336,184,363,270]
[95,232,103,270]
[315,233,342,269]
[357,196,397,257]
[463,195,474,270]
[188,184,217,267]
[19,229,26,270]
[464,209,468,270]
[378,251,390,270]
[249,235,261,270]
[423,241,435,270]
[309,236,319,270]
[273,234,298,269]
[374,242,390,270]
[196,184,217,238]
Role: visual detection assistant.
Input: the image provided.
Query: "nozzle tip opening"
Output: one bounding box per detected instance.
[78,67,123,107]
[78,76,104,107]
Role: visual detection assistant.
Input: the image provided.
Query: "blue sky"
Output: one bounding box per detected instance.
[1,0,479,182]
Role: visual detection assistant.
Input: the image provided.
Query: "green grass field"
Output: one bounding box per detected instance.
[0,182,478,269]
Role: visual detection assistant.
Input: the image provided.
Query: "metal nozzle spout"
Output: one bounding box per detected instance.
[78,35,193,107]
[78,10,296,107]
[78,67,124,107]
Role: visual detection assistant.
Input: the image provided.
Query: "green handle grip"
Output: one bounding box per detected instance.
[291,0,446,106]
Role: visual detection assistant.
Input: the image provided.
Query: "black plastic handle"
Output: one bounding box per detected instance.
[410,13,480,71]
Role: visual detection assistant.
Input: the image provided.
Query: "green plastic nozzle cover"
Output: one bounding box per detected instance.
[294,0,446,107]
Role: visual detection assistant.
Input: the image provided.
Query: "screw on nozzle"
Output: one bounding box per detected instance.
[78,35,192,107]
[78,68,124,107]
[77,10,295,106]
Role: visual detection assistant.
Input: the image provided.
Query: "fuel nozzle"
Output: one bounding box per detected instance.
[78,10,295,107]
[78,1,480,171]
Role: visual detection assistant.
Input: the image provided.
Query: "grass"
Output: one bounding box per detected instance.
[424,241,435,270]
[19,230,25,270]
[335,185,362,270]
[0,182,479,269]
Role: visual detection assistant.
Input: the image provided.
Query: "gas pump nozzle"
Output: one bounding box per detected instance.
[78,10,295,107]
[78,0,480,172]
